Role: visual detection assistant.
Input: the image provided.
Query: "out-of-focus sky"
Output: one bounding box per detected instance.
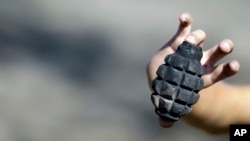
[0,0,249,141]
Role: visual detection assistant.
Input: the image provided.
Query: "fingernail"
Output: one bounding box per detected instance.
[185,35,196,44]
[181,15,188,22]
[180,15,189,26]
[222,42,230,52]
[232,62,239,71]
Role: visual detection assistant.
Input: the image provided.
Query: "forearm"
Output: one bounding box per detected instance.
[182,82,250,134]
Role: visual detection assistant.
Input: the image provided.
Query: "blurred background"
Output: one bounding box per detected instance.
[0,0,249,141]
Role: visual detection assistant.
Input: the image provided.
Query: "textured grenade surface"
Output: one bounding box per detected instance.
[151,41,205,121]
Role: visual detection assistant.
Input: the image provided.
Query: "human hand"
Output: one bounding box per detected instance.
[146,12,240,127]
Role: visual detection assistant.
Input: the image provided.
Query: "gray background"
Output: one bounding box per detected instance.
[0,0,249,141]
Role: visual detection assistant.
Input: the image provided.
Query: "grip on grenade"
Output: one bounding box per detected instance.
[151,41,204,121]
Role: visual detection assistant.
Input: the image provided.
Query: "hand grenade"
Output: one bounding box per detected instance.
[151,41,204,121]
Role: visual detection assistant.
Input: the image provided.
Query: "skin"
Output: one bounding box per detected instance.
[146,12,250,134]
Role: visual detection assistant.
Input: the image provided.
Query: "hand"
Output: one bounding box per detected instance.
[146,12,240,127]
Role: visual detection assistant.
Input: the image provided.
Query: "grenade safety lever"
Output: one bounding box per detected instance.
[151,41,204,121]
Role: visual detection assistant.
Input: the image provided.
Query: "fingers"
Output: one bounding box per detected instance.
[167,12,193,48]
[202,60,240,87]
[202,39,237,87]
[184,29,206,47]
[176,12,192,37]
[168,12,206,49]
[203,39,234,66]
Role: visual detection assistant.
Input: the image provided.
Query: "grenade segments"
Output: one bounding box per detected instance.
[151,41,205,121]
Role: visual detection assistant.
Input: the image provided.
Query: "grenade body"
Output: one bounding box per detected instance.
[151,41,204,121]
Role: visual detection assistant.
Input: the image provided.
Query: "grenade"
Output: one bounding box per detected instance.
[151,41,204,121]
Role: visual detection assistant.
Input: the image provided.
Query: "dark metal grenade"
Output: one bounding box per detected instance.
[151,41,205,121]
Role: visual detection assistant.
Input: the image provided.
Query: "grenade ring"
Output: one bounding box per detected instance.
[151,41,205,121]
